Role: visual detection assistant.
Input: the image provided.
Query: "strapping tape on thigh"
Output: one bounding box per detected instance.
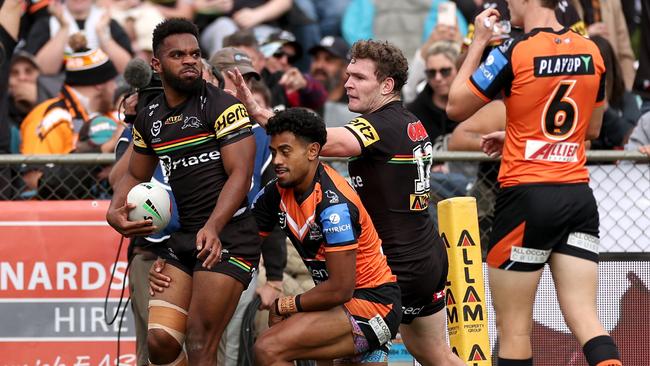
[148,299,188,346]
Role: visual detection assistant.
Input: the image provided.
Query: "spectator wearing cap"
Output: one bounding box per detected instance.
[222,29,267,74]
[210,47,262,90]
[20,44,118,155]
[23,0,133,75]
[308,35,356,133]
[260,30,303,74]
[7,51,59,153]
[308,35,348,104]
[223,32,327,112]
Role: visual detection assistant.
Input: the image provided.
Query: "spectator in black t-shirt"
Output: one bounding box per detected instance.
[23,0,133,75]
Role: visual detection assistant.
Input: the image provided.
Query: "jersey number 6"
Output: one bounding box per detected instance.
[541,80,578,141]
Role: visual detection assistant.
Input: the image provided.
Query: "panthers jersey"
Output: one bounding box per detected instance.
[468,28,605,187]
[252,163,396,289]
[132,81,253,230]
[343,101,437,260]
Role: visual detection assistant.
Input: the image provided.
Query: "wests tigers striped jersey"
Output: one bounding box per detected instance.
[468,28,606,187]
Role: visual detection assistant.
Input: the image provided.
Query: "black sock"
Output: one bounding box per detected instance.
[498,357,533,366]
[583,335,622,366]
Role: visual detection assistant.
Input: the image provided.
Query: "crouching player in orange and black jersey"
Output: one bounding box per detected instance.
[447,1,621,366]
[251,108,402,364]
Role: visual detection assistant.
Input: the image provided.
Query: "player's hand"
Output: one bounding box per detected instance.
[480,131,505,158]
[106,203,157,237]
[196,225,222,269]
[473,8,500,46]
[123,92,139,116]
[256,281,283,310]
[226,68,258,111]
[149,258,171,295]
[268,300,286,327]
[279,68,308,93]
[226,68,274,124]
[639,145,650,157]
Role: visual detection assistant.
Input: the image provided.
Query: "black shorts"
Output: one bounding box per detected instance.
[152,212,261,286]
[387,234,448,324]
[488,183,600,271]
[342,282,402,358]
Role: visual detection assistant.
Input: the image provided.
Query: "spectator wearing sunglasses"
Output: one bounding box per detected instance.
[407,41,461,148]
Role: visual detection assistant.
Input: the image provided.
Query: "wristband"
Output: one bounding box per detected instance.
[277,296,297,315]
[295,294,303,312]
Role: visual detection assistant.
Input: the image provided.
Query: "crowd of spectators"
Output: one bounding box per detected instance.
[0,0,648,202]
[1,0,649,363]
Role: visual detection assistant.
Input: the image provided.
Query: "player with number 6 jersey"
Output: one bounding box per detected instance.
[447,1,620,365]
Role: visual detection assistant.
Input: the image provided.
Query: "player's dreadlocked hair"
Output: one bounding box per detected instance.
[266,108,327,150]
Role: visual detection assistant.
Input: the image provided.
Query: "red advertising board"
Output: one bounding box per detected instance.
[0,201,136,365]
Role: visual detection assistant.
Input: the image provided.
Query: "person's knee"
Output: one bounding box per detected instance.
[147,299,188,364]
[148,329,183,364]
[254,333,284,365]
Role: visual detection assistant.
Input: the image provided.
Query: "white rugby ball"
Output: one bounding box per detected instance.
[127,182,172,232]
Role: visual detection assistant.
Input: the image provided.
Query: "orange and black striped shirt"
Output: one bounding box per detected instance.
[252,163,396,289]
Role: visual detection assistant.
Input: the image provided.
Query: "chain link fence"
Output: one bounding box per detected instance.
[1,152,648,252]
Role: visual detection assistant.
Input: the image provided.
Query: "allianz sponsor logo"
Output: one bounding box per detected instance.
[510,247,551,264]
[534,54,594,77]
[160,150,220,175]
[525,140,579,162]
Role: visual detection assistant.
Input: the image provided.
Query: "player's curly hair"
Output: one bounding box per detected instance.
[152,18,200,57]
[266,108,327,149]
[350,40,408,94]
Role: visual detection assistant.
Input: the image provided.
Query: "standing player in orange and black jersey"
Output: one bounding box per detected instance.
[106,19,260,366]
[228,39,463,366]
[250,108,402,364]
[447,1,621,366]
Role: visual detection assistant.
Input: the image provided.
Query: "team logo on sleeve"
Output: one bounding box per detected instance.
[345,118,379,147]
[132,126,147,148]
[214,103,251,138]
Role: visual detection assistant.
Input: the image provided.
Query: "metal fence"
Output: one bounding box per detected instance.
[1,151,648,252]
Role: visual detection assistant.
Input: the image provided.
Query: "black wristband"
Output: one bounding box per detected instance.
[124,114,136,124]
[295,294,303,312]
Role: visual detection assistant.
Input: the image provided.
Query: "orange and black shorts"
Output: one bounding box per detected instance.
[338,282,402,363]
[151,212,261,286]
[487,183,600,271]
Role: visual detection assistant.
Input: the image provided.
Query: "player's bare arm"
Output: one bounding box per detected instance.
[447,8,501,121]
[227,68,362,158]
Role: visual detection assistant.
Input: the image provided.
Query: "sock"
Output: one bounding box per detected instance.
[498,357,533,366]
[583,335,622,366]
